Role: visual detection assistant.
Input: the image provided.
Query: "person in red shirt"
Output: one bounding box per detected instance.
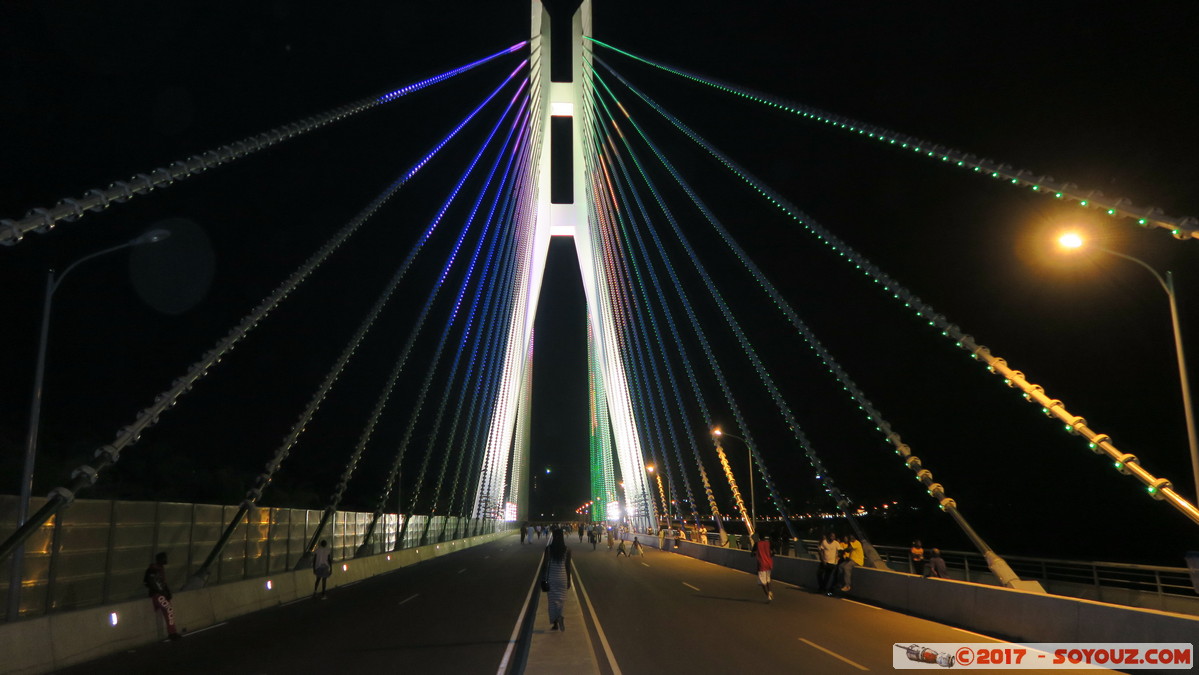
[144,552,181,640]
[754,534,774,602]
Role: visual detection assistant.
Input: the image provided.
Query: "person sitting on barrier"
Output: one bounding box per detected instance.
[910,539,925,573]
[839,534,864,592]
[313,539,333,599]
[923,548,947,579]
[144,552,181,640]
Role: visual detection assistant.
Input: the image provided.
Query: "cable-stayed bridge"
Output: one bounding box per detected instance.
[3,1,1199,671]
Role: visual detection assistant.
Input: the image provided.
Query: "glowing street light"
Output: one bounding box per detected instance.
[1058,232,1084,249]
[712,427,756,541]
[1058,231,1199,501]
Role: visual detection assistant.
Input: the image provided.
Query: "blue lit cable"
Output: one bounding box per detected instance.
[0,61,532,567]
[412,104,534,528]
[213,65,530,570]
[1,41,529,246]
[357,99,531,550]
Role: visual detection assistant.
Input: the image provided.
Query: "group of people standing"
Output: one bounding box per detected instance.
[521,521,609,551]
[815,532,865,594]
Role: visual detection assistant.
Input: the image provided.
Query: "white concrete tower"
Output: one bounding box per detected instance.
[474,0,655,529]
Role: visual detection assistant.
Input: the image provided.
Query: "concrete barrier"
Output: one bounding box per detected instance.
[4,530,512,675]
[641,535,1199,644]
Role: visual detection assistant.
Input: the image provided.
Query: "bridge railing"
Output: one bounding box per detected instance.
[795,539,1198,614]
[0,495,496,622]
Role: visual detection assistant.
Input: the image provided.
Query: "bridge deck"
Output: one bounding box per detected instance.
[58,533,1094,673]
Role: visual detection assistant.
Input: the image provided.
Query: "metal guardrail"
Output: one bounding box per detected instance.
[0,495,498,622]
[626,527,1196,613]
[794,539,1198,611]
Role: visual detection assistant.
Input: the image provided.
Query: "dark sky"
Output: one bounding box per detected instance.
[2,2,1198,565]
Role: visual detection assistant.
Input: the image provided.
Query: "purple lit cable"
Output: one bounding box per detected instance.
[1,41,529,246]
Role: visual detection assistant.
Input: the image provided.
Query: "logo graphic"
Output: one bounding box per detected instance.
[897,644,956,668]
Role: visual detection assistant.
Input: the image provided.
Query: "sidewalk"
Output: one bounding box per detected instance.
[523,575,600,674]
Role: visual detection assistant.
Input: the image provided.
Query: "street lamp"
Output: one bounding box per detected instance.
[712,427,756,539]
[646,464,669,530]
[1058,231,1199,501]
[8,228,170,622]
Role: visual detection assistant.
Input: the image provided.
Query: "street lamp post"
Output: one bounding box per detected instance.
[1059,233,1199,502]
[712,428,755,540]
[7,229,170,622]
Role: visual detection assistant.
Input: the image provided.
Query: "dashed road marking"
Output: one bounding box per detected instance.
[682,582,701,591]
[799,638,869,670]
[399,594,419,605]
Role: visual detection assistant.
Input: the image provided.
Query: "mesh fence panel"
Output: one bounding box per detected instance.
[0,495,503,619]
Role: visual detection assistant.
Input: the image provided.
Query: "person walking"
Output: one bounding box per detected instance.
[313,539,333,599]
[631,537,644,556]
[520,522,528,545]
[577,522,585,543]
[588,525,598,551]
[754,535,774,602]
[144,552,181,640]
[616,539,628,557]
[539,528,573,631]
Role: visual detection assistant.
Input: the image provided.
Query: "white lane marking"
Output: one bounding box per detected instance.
[176,621,227,639]
[496,564,540,675]
[575,567,622,675]
[458,568,466,574]
[952,626,1006,641]
[799,638,869,671]
[399,593,419,606]
[640,562,650,567]
[682,582,701,591]
[841,598,880,611]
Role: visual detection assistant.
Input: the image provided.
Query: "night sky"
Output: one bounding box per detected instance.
[2,2,1198,566]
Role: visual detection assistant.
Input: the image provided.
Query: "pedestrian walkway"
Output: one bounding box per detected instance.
[524,568,600,674]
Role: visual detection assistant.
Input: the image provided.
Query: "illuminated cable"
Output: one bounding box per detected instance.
[595,58,1199,528]
[585,38,1198,241]
[0,41,530,246]
[0,62,531,566]
[195,69,531,580]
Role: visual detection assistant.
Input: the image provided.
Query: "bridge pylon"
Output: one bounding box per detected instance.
[472,0,655,530]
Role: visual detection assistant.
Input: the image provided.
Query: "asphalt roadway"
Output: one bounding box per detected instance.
[61,532,1099,674]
